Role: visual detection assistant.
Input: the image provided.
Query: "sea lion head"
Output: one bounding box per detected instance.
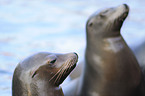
[12,52,78,96]
[86,4,129,38]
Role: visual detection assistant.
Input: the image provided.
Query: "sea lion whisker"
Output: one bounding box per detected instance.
[48,65,65,82]
[53,70,63,84]
[54,58,73,83]
[49,61,67,83]
[56,60,71,82]
[55,62,71,84]
[64,58,76,76]
[62,59,71,76]
[54,68,65,84]
[53,65,66,84]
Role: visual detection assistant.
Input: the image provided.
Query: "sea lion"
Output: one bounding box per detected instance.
[12,52,78,96]
[77,4,145,96]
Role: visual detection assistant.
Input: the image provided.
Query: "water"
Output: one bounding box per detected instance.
[0,0,145,96]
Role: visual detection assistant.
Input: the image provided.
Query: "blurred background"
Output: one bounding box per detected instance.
[0,0,145,96]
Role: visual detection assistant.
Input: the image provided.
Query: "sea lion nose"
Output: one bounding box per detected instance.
[73,52,78,58]
[123,4,129,9]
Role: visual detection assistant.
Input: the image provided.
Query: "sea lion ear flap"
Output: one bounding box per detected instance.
[32,71,37,78]
[31,67,39,78]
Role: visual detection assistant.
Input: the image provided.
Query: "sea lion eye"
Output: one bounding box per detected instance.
[50,59,56,64]
[48,59,56,67]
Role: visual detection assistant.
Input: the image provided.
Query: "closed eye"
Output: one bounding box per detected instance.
[100,10,109,17]
[103,10,109,13]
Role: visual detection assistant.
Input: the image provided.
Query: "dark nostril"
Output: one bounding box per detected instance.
[123,4,129,9]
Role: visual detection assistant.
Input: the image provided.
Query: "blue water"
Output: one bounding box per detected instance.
[0,0,145,96]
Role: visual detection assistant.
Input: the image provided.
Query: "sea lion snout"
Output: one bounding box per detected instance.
[48,52,78,86]
[117,4,129,11]
[118,4,129,17]
[123,4,129,10]
[67,52,78,61]
[111,4,129,22]
[108,4,129,31]
[64,52,78,68]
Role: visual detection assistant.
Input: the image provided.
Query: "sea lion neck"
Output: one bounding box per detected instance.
[86,30,121,50]
[30,80,64,96]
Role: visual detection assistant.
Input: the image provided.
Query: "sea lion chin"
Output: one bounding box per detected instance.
[12,52,78,96]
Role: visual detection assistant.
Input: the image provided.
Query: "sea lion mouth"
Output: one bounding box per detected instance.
[118,11,129,22]
[112,4,129,31]
[48,53,78,86]
[118,4,129,22]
